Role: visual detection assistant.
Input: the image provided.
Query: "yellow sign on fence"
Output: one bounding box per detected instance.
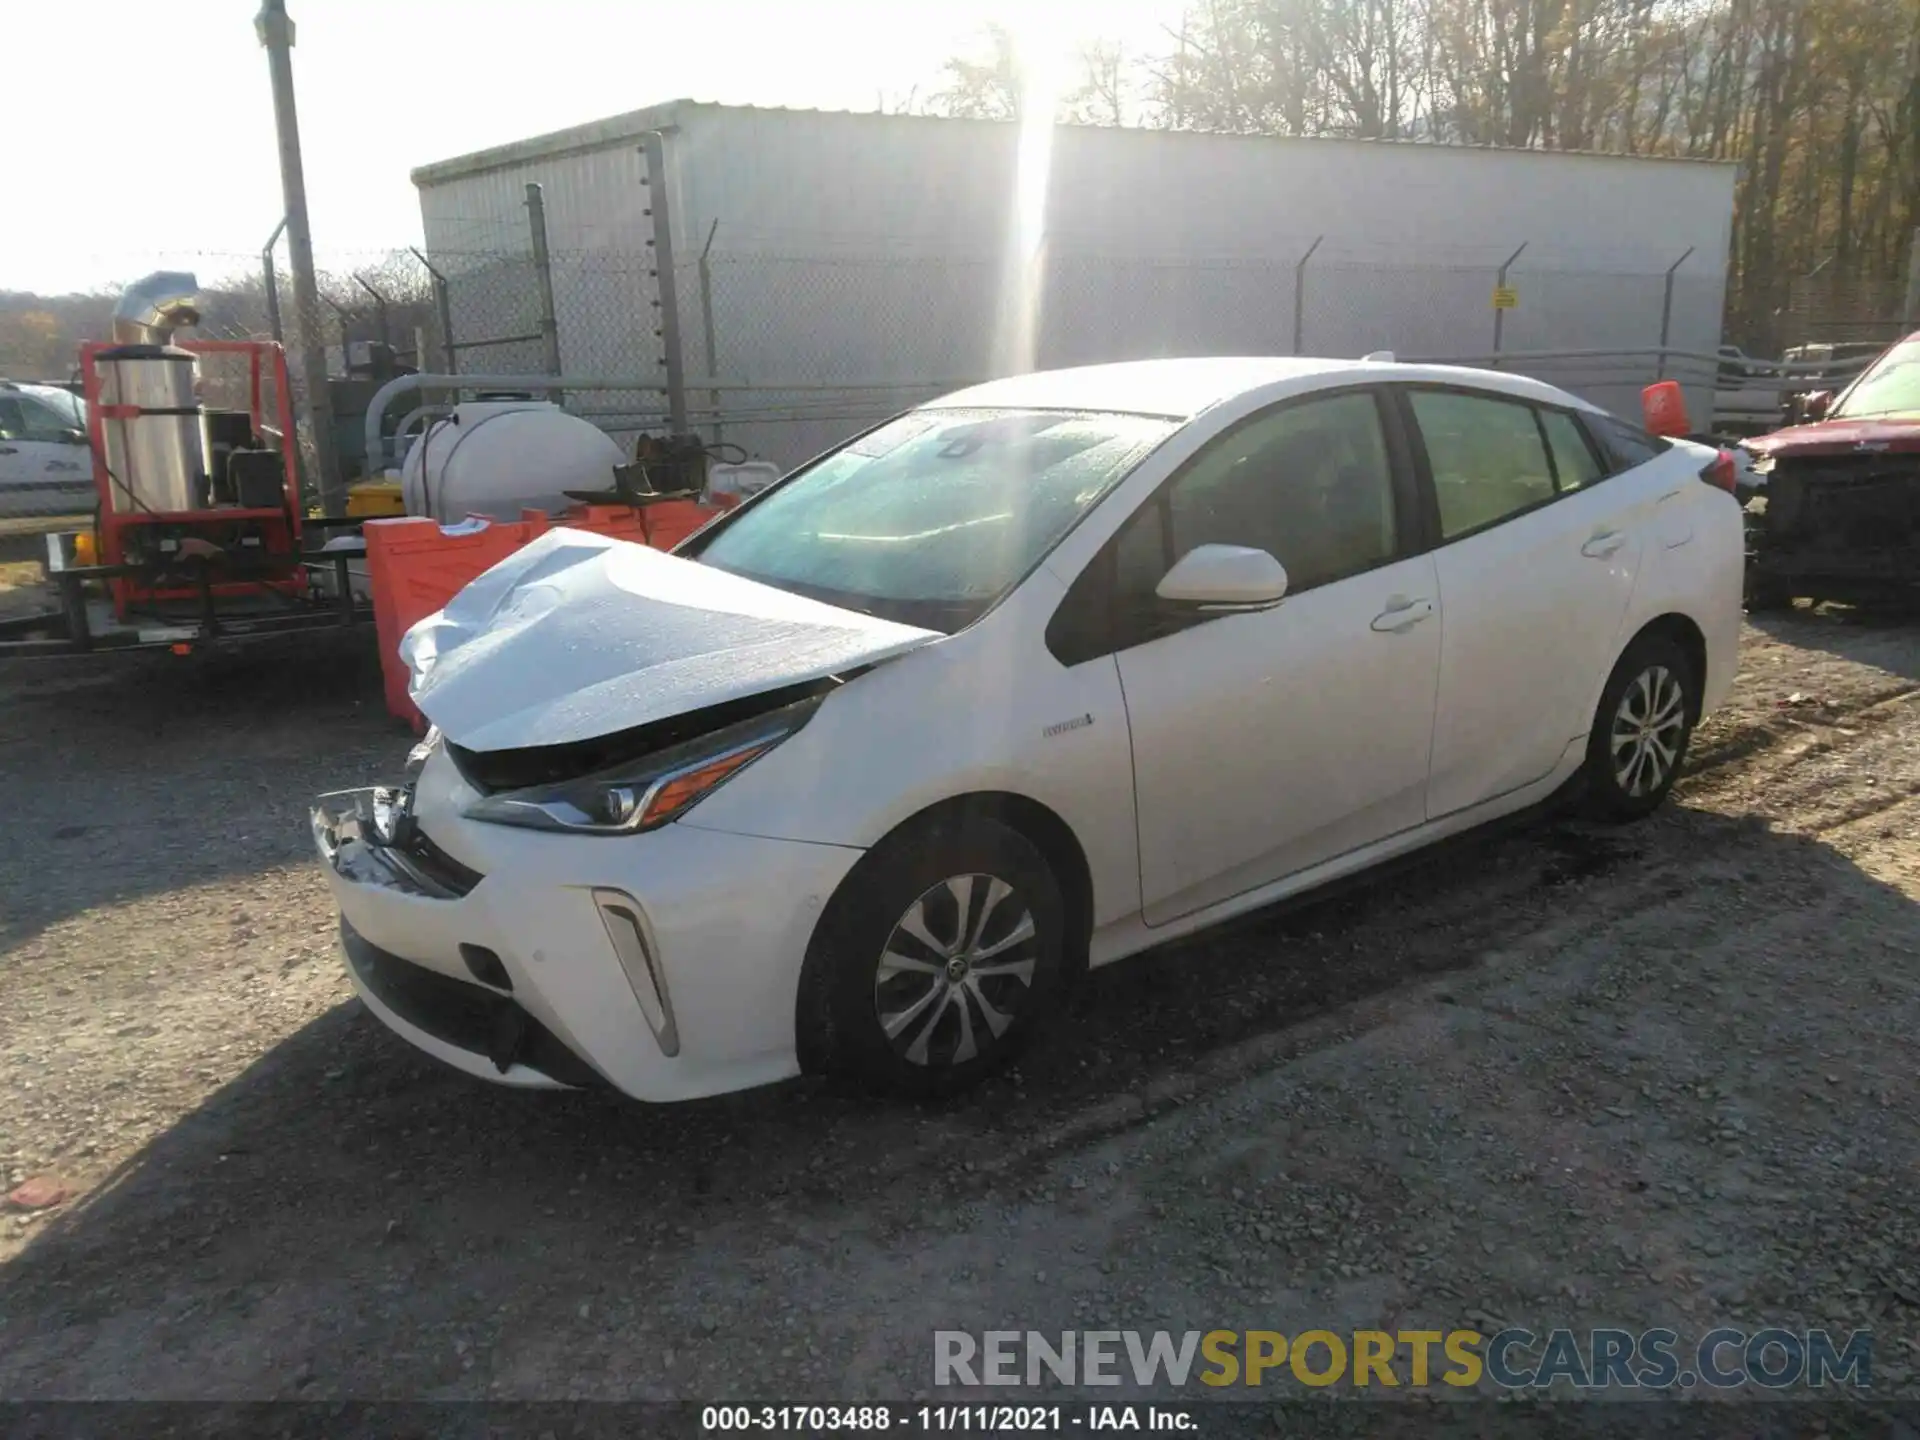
[1492,285,1520,310]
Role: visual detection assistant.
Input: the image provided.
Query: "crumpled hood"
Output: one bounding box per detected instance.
[400,528,940,752]
[1746,414,1920,459]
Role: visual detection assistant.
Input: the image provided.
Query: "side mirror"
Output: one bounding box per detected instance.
[1155,544,1289,611]
[1798,391,1833,424]
[61,427,87,446]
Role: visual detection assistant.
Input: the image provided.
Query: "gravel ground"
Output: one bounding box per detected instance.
[1,608,1918,1403]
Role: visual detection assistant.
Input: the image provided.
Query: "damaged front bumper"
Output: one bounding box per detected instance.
[312,786,477,899]
[1748,458,1920,601]
[310,760,867,1103]
[313,785,594,1088]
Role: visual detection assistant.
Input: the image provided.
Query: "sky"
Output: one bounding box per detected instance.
[6,0,1181,295]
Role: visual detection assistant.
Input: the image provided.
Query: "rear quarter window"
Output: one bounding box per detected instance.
[1583,412,1672,475]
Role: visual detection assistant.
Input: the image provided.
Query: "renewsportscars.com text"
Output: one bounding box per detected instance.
[934,1328,1872,1391]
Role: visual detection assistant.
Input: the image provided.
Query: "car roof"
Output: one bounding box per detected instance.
[926,356,1595,420]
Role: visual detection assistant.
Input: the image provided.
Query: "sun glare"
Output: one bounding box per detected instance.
[992,10,1067,377]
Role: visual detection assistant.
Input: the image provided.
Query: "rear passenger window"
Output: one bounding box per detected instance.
[1585,412,1672,475]
[1540,410,1603,491]
[1408,391,1557,539]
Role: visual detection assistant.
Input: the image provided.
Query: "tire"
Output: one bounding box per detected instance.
[803,815,1069,1099]
[1581,633,1698,823]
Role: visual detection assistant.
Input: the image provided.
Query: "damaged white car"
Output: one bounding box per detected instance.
[313,358,1744,1102]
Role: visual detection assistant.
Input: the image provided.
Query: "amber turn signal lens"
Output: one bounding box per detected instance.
[636,742,775,828]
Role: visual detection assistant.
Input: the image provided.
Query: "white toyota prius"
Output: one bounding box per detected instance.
[313,358,1743,1102]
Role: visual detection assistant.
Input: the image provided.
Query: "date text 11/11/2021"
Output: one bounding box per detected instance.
[700,1405,1196,1431]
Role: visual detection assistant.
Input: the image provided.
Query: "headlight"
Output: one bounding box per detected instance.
[462,696,820,836]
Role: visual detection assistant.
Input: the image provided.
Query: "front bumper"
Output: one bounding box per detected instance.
[311,765,864,1103]
[1746,460,1920,597]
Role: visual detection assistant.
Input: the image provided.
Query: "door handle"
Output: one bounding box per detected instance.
[0,446,16,455]
[1371,597,1434,632]
[1581,530,1626,559]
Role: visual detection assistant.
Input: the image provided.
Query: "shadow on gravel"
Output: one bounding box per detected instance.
[1748,605,1920,682]
[7,795,1907,1397]
[0,632,399,951]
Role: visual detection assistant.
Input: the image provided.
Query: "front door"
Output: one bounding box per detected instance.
[1107,389,1443,926]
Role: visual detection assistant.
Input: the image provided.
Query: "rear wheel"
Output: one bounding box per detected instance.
[1582,634,1697,822]
[805,817,1069,1099]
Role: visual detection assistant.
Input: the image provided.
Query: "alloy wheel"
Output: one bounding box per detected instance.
[873,873,1038,1067]
[1610,664,1687,798]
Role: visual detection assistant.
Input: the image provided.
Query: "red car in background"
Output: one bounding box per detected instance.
[1742,333,1920,610]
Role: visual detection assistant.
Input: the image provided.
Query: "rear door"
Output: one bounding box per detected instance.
[1401,387,1651,819]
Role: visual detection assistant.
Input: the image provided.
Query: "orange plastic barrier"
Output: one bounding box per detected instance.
[1641,380,1692,438]
[365,498,732,731]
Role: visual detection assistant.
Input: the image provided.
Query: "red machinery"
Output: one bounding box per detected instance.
[1,272,373,660]
[80,337,309,617]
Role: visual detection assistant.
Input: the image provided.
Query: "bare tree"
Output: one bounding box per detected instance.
[928,23,1025,121]
[1063,41,1132,126]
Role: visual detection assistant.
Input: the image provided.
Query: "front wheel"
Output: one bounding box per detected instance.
[806,816,1070,1099]
[1582,634,1697,822]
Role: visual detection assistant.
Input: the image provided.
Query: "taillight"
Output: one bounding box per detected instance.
[1700,448,1738,494]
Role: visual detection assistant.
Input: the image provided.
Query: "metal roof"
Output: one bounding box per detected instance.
[410,100,1738,189]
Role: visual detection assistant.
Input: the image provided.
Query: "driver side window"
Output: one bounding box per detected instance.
[1118,391,1398,624]
[1166,392,1396,588]
[1046,391,1402,665]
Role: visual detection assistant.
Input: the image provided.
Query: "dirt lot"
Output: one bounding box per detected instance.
[1,609,1918,1403]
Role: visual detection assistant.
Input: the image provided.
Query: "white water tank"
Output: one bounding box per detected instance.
[399,401,625,521]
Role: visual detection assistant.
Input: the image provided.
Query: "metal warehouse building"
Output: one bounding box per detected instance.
[412,101,1737,466]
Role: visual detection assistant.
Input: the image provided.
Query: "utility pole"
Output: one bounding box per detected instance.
[256,0,343,508]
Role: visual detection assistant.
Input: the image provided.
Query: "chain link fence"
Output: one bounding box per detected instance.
[668,244,1726,466]
[5,232,1735,506]
[249,239,1747,473]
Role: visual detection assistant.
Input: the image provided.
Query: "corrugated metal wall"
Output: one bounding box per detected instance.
[666,108,1731,265]
[418,143,663,399]
[416,105,1736,466]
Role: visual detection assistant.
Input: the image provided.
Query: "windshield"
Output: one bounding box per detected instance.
[1834,339,1920,419]
[691,407,1178,631]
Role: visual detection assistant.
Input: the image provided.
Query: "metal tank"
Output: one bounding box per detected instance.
[399,400,625,521]
[97,273,207,515]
